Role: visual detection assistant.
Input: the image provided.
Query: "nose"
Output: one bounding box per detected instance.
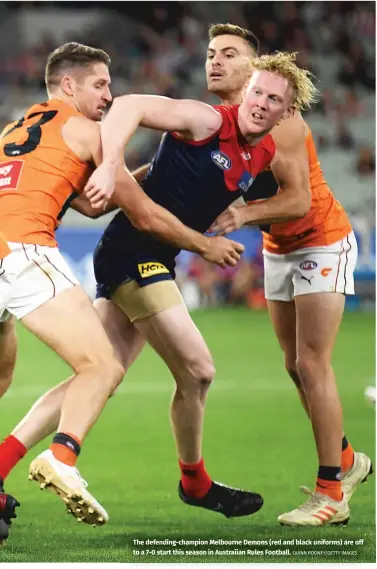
[257,95,268,111]
[211,54,223,67]
[103,87,112,103]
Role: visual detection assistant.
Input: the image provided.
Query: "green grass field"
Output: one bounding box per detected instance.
[0,308,375,563]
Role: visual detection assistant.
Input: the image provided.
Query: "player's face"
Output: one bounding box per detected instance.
[73,63,112,121]
[206,35,253,97]
[238,70,294,136]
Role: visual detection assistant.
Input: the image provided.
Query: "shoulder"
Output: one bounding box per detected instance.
[270,112,306,151]
[62,116,100,163]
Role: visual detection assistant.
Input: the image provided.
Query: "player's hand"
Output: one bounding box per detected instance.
[202,235,244,268]
[210,205,245,235]
[84,161,117,210]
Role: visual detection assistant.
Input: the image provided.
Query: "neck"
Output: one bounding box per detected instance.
[217,90,244,106]
[49,91,78,112]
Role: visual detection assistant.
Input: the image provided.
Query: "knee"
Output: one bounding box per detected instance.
[83,356,125,394]
[296,353,330,389]
[178,356,216,396]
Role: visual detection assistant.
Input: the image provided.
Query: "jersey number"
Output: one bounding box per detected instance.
[2,110,58,157]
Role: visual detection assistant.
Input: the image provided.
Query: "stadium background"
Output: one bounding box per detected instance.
[0,1,375,564]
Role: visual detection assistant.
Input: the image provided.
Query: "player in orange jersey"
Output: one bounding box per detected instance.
[0,41,245,539]
[207,24,372,526]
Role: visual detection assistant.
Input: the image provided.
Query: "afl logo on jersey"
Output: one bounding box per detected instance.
[211,150,232,171]
[300,260,318,270]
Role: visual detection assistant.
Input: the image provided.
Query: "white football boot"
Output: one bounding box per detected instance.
[278,486,350,526]
[340,452,373,503]
[29,449,108,526]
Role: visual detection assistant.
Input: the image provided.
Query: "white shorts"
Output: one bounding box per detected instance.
[0,242,78,320]
[263,231,358,302]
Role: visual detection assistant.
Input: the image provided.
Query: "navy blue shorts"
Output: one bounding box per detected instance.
[94,236,176,300]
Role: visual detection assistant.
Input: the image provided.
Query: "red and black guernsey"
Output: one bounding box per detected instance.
[94,105,275,294]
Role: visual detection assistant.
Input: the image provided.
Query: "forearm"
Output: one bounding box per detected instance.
[242,191,311,225]
[141,205,210,254]
[112,180,209,254]
[71,196,118,218]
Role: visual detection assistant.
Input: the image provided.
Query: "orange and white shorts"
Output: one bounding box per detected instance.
[263,231,358,302]
[0,242,78,320]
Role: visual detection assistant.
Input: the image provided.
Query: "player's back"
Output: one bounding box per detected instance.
[0,99,92,247]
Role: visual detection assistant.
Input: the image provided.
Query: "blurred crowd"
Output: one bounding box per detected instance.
[0,1,375,308]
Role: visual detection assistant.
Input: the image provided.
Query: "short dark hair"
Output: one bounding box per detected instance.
[208,23,259,56]
[45,42,111,90]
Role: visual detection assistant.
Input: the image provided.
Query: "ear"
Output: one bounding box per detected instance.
[61,75,75,97]
[282,105,296,120]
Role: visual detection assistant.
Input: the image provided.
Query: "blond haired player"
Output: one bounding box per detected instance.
[207,25,372,526]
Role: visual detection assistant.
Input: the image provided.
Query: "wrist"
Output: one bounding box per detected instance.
[239,205,253,225]
[195,234,211,255]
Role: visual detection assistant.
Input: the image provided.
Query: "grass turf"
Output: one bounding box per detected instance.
[0,308,375,563]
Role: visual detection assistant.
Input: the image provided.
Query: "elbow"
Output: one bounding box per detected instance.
[132,212,155,232]
[294,192,311,218]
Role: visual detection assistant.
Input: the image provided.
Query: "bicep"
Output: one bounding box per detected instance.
[123,95,221,138]
[271,145,309,192]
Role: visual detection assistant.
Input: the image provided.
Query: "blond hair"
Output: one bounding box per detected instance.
[208,23,259,56]
[45,42,111,91]
[251,51,319,111]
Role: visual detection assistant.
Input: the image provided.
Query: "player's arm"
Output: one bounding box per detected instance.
[69,164,150,218]
[65,116,244,267]
[211,117,311,234]
[69,194,118,218]
[241,116,311,225]
[101,94,222,160]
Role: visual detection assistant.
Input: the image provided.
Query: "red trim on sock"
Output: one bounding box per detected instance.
[179,458,212,498]
[0,435,28,481]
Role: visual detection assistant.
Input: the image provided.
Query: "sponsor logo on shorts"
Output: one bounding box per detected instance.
[0,160,24,191]
[300,274,313,285]
[321,267,333,277]
[211,150,232,171]
[300,260,317,270]
[138,262,170,278]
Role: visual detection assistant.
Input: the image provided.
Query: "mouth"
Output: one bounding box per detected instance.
[251,112,265,122]
[209,71,224,80]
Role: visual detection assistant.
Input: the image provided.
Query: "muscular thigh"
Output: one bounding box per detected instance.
[93,297,145,372]
[135,303,213,376]
[21,285,117,372]
[295,293,345,359]
[112,278,211,375]
[267,300,297,364]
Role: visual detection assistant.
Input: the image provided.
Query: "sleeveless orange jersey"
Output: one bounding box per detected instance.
[0,232,10,259]
[0,99,93,247]
[261,128,352,254]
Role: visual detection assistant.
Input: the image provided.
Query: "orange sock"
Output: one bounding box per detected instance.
[315,478,342,502]
[341,437,354,473]
[50,432,81,467]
